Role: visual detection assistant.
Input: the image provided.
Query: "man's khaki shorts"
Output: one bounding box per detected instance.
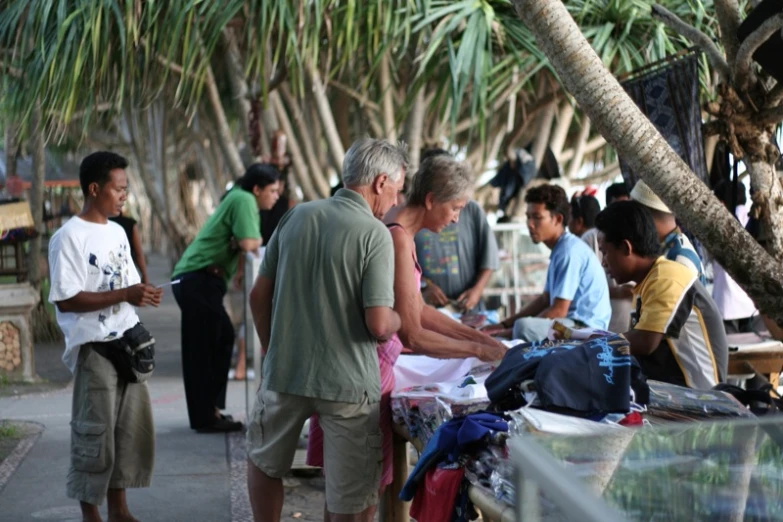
[67,344,155,506]
[247,386,382,514]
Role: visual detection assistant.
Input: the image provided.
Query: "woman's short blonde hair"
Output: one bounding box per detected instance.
[407,155,473,206]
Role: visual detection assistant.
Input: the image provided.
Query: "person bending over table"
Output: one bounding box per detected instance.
[596,201,728,389]
[307,153,507,494]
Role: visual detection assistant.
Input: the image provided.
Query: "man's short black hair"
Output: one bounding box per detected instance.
[79,151,129,196]
[595,201,661,257]
[525,184,570,226]
[570,195,601,228]
[606,182,630,205]
[420,148,451,162]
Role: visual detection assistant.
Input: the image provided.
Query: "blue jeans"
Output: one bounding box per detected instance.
[511,317,577,342]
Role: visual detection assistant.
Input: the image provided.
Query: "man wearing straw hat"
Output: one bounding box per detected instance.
[630,180,706,284]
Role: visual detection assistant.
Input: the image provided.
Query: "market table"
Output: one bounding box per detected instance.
[726,332,783,390]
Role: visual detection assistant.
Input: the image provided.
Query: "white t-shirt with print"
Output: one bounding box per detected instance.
[48,217,141,373]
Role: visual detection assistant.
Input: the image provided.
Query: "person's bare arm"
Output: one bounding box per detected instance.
[130,225,149,285]
[536,297,570,319]
[390,229,503,361]
[365,307,401,341]
[55,284,162,314]
[456,268,494,312]
[249,275,274,352]
[622,329,663,357]
[238,238,262,252]
[421,305,506,350]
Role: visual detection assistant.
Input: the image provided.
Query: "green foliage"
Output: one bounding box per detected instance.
[0,0,720,143]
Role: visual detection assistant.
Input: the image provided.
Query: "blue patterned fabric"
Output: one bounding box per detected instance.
[619,52,708,187]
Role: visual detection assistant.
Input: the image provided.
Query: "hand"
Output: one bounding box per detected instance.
[480,323,508,335]
[476,342,508,363]
[125,284,163,308]
[456,286,482,312]
[422,281,449,308]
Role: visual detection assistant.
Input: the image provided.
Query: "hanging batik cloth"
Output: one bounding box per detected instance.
[618,51,708,188]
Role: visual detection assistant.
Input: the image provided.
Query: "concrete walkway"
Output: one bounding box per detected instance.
[0,255,323,522]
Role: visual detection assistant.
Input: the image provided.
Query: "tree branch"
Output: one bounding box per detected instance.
[327,80,380,112]
[734,14,783,92]
[756,104,783,126]
[714,0,742,65]
[651,4,731,80]
[765,82,783,109]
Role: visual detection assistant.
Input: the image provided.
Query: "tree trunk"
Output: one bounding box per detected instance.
[531,78,557,170]
[565,118,591,180]
[279,84,331,198]
[747,156,783,259]
[222,29,258,163]
[380,51,397,142]
[511,0,783,322]
[4,125,18,180]
[404,89,426,173]
[204,63,245,178]
[29,106,61,342]
[549,101,575,158]
[28,107,44,288]
[271,92,319,201]
[307,63,346,171]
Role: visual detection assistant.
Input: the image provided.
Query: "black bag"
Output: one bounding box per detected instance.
[93,323,155,383]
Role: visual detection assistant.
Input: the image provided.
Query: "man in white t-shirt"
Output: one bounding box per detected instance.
[48,151,163,522]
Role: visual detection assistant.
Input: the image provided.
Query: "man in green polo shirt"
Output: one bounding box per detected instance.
[246,138,406,522]
[171,163,280,433]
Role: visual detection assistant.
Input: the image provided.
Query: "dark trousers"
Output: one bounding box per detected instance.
[172,271,235,429]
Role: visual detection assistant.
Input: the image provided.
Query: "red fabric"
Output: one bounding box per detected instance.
[618,411,643,426]
[306,226,421,488]
[410,467,465,522]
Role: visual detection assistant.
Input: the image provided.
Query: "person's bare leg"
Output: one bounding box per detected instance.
[247,459,283,522]
[79,502,102,522]
[234,337,246,380]
[327,504,377,522]
[106,489,139,522]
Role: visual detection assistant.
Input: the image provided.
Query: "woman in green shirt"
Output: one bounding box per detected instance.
[172,163,280,432]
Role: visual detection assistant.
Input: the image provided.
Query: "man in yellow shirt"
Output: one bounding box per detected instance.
[595,201,727,389]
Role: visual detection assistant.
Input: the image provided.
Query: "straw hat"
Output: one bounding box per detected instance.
[630,180,671,213]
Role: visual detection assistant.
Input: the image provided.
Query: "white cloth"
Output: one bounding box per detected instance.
[711,205,756,320]
[48,217,141,373]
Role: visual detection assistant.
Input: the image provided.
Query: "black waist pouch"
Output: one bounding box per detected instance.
[92,323,155,383]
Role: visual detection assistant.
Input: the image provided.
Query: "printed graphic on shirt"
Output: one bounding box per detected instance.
[418,226,459,276]
[88,243,132,339]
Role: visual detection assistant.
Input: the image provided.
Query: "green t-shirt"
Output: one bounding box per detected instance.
[172,188,260,282]
[259,189,395,403]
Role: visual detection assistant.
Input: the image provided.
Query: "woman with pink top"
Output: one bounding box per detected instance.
[307,152,507,491]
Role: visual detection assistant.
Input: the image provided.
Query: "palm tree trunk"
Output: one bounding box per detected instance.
[28,105,60,342]
[271,93,319,201]
[565,119,591,179]
[380,51,397,141]
[511,0,783,322]
[405,90,427,173]
[204,62,245,178]
[4,125,18,181]
[550,101,575,158]
[28,106,44,288]
[306,62,346,171]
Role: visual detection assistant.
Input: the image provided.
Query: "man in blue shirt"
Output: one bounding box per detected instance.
[484,184,610,341]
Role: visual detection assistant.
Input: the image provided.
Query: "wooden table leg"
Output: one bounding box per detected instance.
[384,432,410,522]
[770,372,780,397]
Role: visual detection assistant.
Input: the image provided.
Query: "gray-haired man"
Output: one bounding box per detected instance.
[246,138,406,522]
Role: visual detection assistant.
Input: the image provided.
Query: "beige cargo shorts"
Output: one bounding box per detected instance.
[67,344,155,506]
[247,386,382,514]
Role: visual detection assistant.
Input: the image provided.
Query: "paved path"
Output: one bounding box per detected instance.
[0,255,325,522]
